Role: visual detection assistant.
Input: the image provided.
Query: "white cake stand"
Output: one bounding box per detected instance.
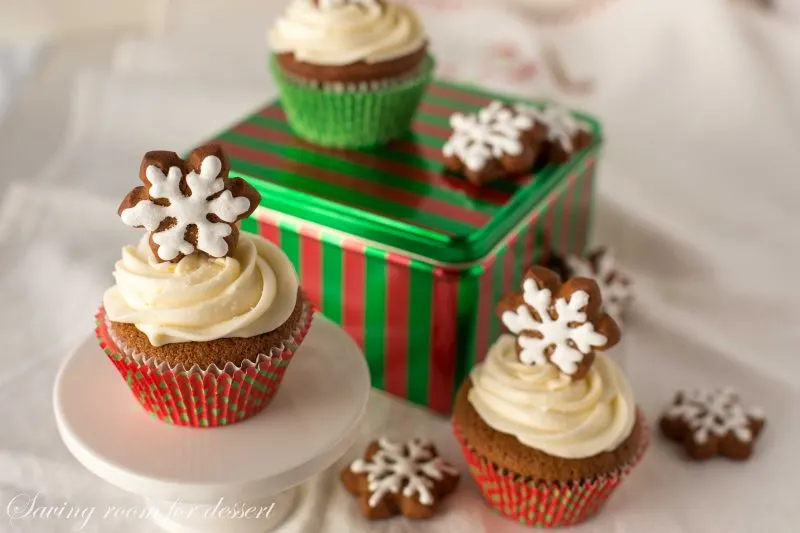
[53,315,370,533]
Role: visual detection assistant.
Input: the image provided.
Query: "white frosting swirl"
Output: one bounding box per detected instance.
[103,233,299,347]
[468,335,636,459]
[269,0,427,66]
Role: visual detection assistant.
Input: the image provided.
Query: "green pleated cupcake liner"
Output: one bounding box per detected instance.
[269,55,435,149]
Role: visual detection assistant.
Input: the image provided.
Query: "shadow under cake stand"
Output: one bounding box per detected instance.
[53,315,371,533]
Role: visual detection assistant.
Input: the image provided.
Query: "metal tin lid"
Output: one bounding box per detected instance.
[207,79,602,265]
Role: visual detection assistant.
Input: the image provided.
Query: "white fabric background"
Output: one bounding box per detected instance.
[0,0,798,531]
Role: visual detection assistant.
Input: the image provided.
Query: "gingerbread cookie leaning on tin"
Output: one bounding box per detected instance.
[341,437,460,520]
[660,388,766,460]
[443,101,544,185]
[497,265,620,380]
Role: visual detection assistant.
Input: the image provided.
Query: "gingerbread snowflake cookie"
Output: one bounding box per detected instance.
[660,388,766,460]
[118,144,260,263]
[341,438,460,520]
[498,266,620,380]
[443,101,544,185]
[517,103,591,164]
[566,247,633,324]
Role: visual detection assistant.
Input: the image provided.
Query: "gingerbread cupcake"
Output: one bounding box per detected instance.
[452,266,648,527]
[268,0,434,147]
[97,144,313,427]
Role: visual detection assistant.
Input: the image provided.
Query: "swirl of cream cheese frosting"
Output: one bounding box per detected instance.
[103,233,299,347]
[268,0,427,66]
[468,334,636,459]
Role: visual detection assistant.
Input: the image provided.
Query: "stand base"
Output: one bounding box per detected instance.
[54,315,370,533]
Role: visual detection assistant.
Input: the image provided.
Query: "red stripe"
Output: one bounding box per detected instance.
[236,120,509,205]
[560,174,577,253]
[257,215,280,246]
[299,226,323,313]
[215,140,489,228]
[429,267,460,412]
[384,253,410,398]
[474,257,496,365]
[427,83,494,107]
[342,239,366,350]
[502,236,518,294]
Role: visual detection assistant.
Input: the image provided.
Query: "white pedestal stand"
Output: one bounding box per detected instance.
[54,316,371,533]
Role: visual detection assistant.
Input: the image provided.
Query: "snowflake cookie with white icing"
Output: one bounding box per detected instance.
[443,101,544,185]
[118,145,261,263]
[341,437,460,520]
[660,388,766,461]
[566,247,633,325]
[516,102,592,164]
[497,265,621,380]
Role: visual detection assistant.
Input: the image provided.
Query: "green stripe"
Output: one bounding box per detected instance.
[488,244,509,344]
[245,116,499,213]
[321,233,343,322]
[279,220,300,270]
[364,248,387,390]
[454,264,481,393]
[222,146,476,236]
[407,260,432,405]
[240,216,257,235]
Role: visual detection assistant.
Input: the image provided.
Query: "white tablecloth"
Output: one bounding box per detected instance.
[0,1,798,532]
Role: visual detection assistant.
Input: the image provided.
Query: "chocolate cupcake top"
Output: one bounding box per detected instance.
[467,266,635,459]
[269,0,427,67]
[103,145,299,347]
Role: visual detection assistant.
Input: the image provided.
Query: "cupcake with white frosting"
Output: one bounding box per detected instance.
[452,266,648,527]
[96,144,313,427]
[267,0,434,147]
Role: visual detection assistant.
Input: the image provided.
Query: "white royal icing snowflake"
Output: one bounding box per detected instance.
[666,388,765,445]
[516,103,587,153]
[350,438,458,508]
[443,101,535,172]
[120,155,252,261]
[567,249,632,323]
[501,277,608,375]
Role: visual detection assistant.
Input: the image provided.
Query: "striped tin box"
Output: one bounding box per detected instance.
[202,80,601,414]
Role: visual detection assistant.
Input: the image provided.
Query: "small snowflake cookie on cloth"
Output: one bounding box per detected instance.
[566,247,633,325]
[517,102,592,164]
[660,388,766,460]
[118,144,261,263]
[341,437,460,520]
[497,265,620,380]
[443,100,544,185]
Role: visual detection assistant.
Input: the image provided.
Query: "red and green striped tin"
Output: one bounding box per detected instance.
[203,79,601,413]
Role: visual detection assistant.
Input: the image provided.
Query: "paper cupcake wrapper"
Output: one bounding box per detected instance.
[453,410,650,528]
[270,55,435,149]
[95,304,314,428]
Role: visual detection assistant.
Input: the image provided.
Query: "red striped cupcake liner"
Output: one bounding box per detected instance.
[95,304,314,428]
[453,410,649,528]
